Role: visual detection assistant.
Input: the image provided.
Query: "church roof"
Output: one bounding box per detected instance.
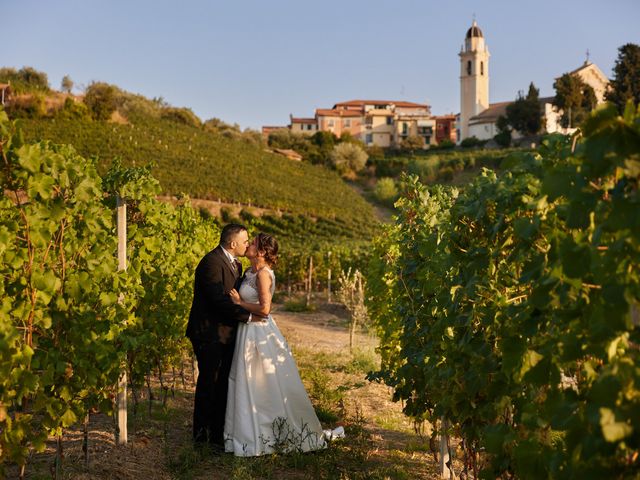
[469,97,555,124]
[468,102,509,124]
[558,61,609,83]
[466,21,483,39]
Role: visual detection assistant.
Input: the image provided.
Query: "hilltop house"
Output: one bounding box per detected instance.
[285,99,438,149]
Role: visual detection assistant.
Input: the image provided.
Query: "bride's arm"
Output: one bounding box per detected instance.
[229,269,272,317]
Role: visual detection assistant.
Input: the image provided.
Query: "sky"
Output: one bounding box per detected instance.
[4,0,639,130]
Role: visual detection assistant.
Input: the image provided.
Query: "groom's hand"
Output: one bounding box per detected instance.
[217,325,233,344]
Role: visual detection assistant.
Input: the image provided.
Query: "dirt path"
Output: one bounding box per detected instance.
[14,305,448,479]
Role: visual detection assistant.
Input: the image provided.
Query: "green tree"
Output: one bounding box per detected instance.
[494,115,512,147]
[0,66,49,93]
[401,135,425,152]
[330,142,368,177]
[605,43,640,113]
[160,107,201,127]
[83,82,119,121]
[553,73,597,128]
[505,82,542,135]
[61,75,73,93]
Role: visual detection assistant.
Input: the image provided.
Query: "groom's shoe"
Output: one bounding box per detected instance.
[208,441,225,456]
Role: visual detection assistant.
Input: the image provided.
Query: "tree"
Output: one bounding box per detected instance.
[494,115,512,147]
[401,135,425,152]
[61,75,74,94]
[606,43,640,113]
[83,82,119,121]
[160,107,201,127]
[504,82,542,135]
[553,73,597,128]
[0,66,49,93]
[329,142,368,178]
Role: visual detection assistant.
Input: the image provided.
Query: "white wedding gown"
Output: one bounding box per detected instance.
[224,268,326,456]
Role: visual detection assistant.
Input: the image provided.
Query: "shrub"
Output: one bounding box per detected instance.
[160,107,201,127]
[408,157,440,183]
[494,129,512,147]
[83,82,118,121]
[438,166,455,181]
[330,142,368,177]
[5,92,47,118]
[374,177,398,206]
[56,97,90,120]
[460,136,487,148]
[401,135,425,152]
[436,139,456,149]
[0,66,49,94]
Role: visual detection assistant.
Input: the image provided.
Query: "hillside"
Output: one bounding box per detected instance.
[2,71,379,246]
[19,115,375,227]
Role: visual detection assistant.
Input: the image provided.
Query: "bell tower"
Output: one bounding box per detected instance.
[459,20,490,141]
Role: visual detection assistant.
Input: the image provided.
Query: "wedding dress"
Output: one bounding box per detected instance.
[224,267,326,456]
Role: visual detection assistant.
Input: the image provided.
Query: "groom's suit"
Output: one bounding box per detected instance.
[186,245,250,446]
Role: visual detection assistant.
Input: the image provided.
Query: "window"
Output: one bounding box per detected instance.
[386,117,394,125]
[344,119,351,127]
[481,61,484,75]
[365,134,373,144]
[327,119,334,127]
[402,123,408,135]
[467,60,472,76]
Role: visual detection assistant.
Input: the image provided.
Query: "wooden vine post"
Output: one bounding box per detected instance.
[116,196,128,445]
[439,417,451,479]
[306,256,313,306]
[327,251,332,303]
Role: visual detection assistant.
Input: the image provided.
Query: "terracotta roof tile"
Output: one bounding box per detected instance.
[333,99,429,109]
[469,97,556,123]
[290,117,317,124]
[315,109,362,117]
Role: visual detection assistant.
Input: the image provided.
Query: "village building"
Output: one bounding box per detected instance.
[285,99,437,149]
[458,20,610,142]
[289,116,318,135]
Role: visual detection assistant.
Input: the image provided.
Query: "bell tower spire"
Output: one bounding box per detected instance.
[459,19,490,141]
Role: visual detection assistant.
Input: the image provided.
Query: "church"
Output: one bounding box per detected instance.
[457,20,610,143]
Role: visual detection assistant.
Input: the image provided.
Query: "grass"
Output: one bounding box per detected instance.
[14,313,445,479]
[282,299,317,312]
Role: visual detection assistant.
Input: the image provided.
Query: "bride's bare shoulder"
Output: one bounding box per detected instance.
[256,267,273,283]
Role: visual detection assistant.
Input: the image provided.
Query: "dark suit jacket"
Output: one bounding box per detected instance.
[186,245,250,344]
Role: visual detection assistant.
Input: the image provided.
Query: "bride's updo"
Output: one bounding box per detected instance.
[257,233,279,266]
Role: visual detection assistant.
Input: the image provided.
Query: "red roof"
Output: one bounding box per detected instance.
[434,114,456,120]
[315,109,362,117]
[290,117,317,124]
[334,99,429,109]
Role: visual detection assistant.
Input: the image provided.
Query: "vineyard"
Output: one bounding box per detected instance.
[367,104,640,478]
[16,103,379,289]
[17,112,376,232]
[0,111,222,476]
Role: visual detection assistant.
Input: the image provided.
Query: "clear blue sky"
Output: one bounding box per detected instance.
[5,0,639,130]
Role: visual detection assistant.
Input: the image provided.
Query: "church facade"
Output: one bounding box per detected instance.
[457,21,610,143]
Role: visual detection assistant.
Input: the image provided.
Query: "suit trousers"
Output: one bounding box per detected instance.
[192,339,235,445]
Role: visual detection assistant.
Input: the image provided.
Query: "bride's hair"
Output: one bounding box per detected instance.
[256,233,279,267]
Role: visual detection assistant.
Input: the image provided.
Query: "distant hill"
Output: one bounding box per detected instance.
[10,82,378,243]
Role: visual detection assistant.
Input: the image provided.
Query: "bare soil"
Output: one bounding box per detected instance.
[11,304,457,480]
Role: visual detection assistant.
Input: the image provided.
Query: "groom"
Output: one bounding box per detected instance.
[186,223,251,448]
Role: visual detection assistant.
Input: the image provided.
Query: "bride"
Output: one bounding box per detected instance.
[224,233,326,456]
